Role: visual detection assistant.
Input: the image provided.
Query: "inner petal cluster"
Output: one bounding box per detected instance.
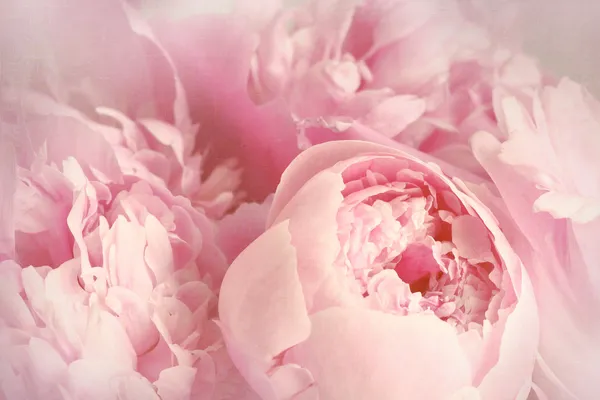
[336,157,502,331]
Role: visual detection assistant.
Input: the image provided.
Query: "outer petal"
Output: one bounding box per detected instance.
[270,170,350,311]
[471,132,556,255]
[284,307,472,400]
[269,138,484,225]
[218,221,311,398]
[476,253,538,400]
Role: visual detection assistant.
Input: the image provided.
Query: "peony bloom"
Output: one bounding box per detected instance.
[217,140,538,400]
[240,0,544,175]
[1,0,242,217]
[473,78,600,400]
[0,103,257,400]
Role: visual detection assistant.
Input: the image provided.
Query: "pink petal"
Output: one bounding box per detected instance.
[476,264,538,399]
[533,191,600,223]
[138,119,186,165]
[66,359,159,400]
[471,131,556,253]
[218,221,311,397]
[543,78,600,197]
[12,103,123,184]
[121,1,193,132]
[0,265,36,330]
[81,306,137,370]
[451,215,493,261]
[359,94,426,137]
[26,337,69,387]
[154,366,197,400]
[285,307,471,400]
[102,216,154,298]
[270,170,349,310]
[269,139,483,225]
[215,196,272,264]
[143,214,175,284]
[105,287,160,357]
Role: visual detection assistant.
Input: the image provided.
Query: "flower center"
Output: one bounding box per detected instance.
[336,157,502,332]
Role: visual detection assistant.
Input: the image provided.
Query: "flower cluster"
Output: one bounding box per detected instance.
[1,0,598,399]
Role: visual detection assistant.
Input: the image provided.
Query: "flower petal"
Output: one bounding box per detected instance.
[285,307,471,400]
[218,220,311,398]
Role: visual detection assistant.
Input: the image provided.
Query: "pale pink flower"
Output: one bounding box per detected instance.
[472,78,600,400]
[217,140,538,400]
[241,0,544,174]
[0,111,257,400]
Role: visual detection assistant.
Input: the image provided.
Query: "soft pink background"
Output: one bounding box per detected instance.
[136,0,600,94]
[2,0,600,94]
[516,0,600,96]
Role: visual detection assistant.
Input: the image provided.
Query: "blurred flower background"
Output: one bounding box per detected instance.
[2,0,600,96]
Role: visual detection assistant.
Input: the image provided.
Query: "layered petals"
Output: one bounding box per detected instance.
[218,140,538,399]
[0,100,256,400]
[472,78,600,400]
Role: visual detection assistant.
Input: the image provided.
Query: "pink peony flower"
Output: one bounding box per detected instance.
[1,0,243,217]
[217,140,538,400]
[240,0,544,175]
[472,78,600,400]
[0,105,257,400]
